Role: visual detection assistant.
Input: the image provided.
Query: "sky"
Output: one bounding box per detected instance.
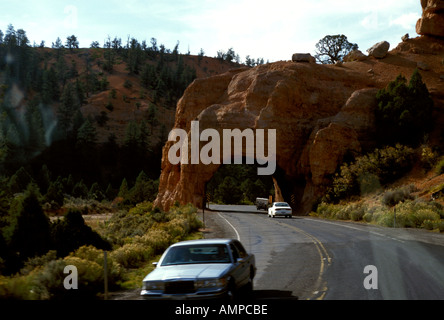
[0,0,422,62]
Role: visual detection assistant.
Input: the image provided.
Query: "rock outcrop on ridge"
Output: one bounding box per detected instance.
[154,3,444,214]
[416,0,444,38]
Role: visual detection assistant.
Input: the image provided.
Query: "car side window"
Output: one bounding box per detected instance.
[233,241,247,258]
[230,244,240,261]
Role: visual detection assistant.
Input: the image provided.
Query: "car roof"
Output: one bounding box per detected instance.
[169,239,235,247]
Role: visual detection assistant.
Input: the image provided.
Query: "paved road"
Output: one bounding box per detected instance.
[203,204,444,300]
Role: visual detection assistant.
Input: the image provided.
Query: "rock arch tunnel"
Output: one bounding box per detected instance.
[153,60,379,215]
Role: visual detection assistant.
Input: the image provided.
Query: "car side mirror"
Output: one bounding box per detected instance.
[152,262,158,267]
[236,258,245,264]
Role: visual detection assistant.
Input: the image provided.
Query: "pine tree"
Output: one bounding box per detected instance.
[24,99,45,151]
[44,177,64,206]
[41,67,60,103]
[65,35,79,52]
[7,167,33,194]
[123,120,140,149]
[105,183,116,201]
[118,178,129,200]
[139,119,150,151]
[72,180,88,198]
[89,182,104,201]
[52,37,64,49]
[376,69,434,145]
[6,182,51,263]
[37,164,51,194]
[57,82,79,138]
[315,34,358,64]
[76,119,97,148]
[147,103,158,134]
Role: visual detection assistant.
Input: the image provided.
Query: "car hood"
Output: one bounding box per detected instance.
[143,264,232,281]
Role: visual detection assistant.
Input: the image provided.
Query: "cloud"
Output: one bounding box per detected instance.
[361,11,384,30]
[390,13,421,30]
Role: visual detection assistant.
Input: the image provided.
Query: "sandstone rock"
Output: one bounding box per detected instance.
[292,53,316,63]
[332,88,379,151]
[402,33,410,42]
[344,50,367,62]
[154,27,444,216]
[367,41,390,58]
[301,88,378,189]
[417,61,430,70]
[307,122,361,186]
[154,61,375,214]
[416,0,444,38]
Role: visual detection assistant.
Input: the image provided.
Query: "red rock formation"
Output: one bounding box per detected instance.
[154,62,378,214]
[416,0,444,38]
[154,2,444,215]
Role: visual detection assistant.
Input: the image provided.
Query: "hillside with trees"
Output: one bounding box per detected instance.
[0,24,268,279]
[0,24,268,203]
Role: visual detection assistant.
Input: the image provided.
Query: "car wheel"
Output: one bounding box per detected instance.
[226,279,237,301]
[247,268,254,292]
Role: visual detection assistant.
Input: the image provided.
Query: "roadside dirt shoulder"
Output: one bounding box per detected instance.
[198,209,232,239]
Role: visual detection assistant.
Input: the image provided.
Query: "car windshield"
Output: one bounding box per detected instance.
[161,244,231,266]
[275,202,290,207]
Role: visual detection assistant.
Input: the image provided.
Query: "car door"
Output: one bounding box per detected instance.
[230,241,250,287]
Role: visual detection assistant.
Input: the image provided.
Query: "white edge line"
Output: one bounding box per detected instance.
[217,212,241,241]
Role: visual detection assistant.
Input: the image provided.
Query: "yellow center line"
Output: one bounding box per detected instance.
[275,220,332,300]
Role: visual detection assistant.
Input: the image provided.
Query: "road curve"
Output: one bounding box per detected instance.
[203,205,444,300]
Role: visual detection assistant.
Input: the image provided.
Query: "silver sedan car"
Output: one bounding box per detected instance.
[140,239,256,300]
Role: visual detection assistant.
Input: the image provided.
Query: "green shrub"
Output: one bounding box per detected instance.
[433,220,444,232]
[375,69,434,145]
[0,273,38,300]
[422,219,444,231]
[135,229,173,255]
[382,185,415,207]
[392,200,442,228]
[20,250,58,276]
[423,219,435,230]
[372,209,396,227]
[314,202,341,219]
[349,204,366,221]
[420,146,439,170]
[335,207,350,220]
[25,256,106,300]
[328,145,415,201]
[110,243,154,268]
[70,245,122,287]
[363,211,374,223]
[51,209,112,257]
[436,159,444,175]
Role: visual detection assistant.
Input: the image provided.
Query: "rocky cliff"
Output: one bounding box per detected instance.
[417,0,444,38]
[154,19,444,214]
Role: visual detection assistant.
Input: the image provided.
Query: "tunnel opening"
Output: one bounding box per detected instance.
[205,163,275,205]
[202,157,303,213]
[156,123,311,215]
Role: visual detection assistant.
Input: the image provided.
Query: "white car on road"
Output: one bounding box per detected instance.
[268,202,292,218]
